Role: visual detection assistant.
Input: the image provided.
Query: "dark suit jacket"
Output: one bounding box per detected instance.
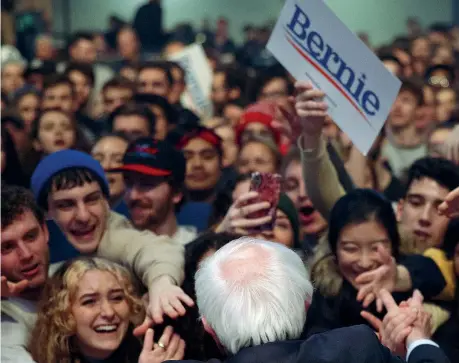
[169,325,449,363]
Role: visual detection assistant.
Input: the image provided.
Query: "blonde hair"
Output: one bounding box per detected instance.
[28,257,144,363]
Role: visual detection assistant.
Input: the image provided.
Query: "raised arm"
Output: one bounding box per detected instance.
[295,82,345,220]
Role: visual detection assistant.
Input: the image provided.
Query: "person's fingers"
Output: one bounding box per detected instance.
[165,333,181,358]
[294,81,313,92]
[360,311,382,331]
[393,326,412,347]
[379,289,398,312]
[295,100,328,111]
[296,89,325,102]
[134,316,153,337]
[177,290,195,307]
[399,300,409,308]
[355,270,378,286]
[231,215,272,228]
[151,299,165,324]
[173,339,186,360]
[233,227,250,235]
[410,289,424,307]
[357,283,374,301]
[296,109,328,118]
[234,191,260,206]
[162,300,179,319]
[389,313,416,341]
[376,297,383,313]
[362,291,376,308]
[385,310,417,335]
[142,328,155,352]
[158,326,174,349]
[169,297,186,316]
[376,244,393,265]
[231,202,270,219]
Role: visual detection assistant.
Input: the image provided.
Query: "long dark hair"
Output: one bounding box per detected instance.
[328,189,401,260]
[1,126,28,187]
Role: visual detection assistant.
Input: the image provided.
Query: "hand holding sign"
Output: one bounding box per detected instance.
[267,0,401,155]
[275,82,328,148]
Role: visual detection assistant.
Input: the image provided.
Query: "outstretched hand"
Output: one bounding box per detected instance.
[134,276,194,337]
[138,327,185,363]
[360,289,430,357]
[1,276,29,298]
[355,245,397,312]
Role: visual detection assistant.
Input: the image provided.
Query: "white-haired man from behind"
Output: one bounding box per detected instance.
[171,237,450,363]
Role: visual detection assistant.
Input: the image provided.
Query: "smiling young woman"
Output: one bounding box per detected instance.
[28,257,145,363]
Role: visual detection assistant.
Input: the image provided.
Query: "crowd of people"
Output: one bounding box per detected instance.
[1,0,459,362]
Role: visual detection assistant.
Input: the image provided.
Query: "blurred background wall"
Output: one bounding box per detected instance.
[49,0,453,46]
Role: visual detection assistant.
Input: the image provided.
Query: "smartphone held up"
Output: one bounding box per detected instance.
[247,172,282,232]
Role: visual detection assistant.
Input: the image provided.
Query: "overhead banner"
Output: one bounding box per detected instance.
[267,0,401,155]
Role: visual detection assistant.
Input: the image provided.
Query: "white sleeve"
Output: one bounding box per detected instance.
[406,339,439,360]
[1,321,36,363]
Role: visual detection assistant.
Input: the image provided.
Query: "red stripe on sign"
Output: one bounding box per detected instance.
[285,34,371,126]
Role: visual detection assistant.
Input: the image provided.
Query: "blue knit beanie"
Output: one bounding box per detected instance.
[31,150,110,208]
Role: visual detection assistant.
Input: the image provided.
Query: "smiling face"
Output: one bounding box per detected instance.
[336,220,392,288]
[47,181,109,254]
[71,270,130,360]
[124,174,179,231]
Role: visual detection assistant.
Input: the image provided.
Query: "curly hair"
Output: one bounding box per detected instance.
[28,257,144,363]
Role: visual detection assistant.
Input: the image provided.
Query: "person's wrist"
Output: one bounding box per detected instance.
[406,330,429,347]
[300,131,321,150]
[151,275,174,288]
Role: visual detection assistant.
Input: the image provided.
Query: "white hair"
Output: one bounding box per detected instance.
[195,237,313,355]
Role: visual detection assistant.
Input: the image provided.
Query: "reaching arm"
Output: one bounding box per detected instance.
[300,135,346,221]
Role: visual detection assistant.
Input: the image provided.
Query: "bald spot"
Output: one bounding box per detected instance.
[218,245,271,286]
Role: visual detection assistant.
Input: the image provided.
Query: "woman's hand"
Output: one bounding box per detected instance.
[215,191,272,235]
[355,245,397,312]
[139,326,185,363]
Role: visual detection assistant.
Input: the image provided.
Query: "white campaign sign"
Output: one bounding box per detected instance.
[168,44,213,119]
[267,0,401,155]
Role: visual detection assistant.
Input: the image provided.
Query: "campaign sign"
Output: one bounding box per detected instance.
[267,0,401,155]
[168,44,213,119]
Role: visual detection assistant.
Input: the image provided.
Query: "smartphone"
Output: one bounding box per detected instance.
[247,172,282,232]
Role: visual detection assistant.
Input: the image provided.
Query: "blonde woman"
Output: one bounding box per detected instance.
[29,257,185,363]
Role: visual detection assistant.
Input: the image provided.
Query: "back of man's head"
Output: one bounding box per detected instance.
[195,237,313,355]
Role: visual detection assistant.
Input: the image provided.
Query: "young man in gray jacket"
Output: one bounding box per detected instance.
[29,149,193,333]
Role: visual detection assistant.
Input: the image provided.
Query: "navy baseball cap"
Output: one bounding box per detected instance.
[111,137,186,184]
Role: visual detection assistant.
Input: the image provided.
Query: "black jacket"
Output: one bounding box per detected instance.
[170,325,449,363]
[304,253,446,338]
